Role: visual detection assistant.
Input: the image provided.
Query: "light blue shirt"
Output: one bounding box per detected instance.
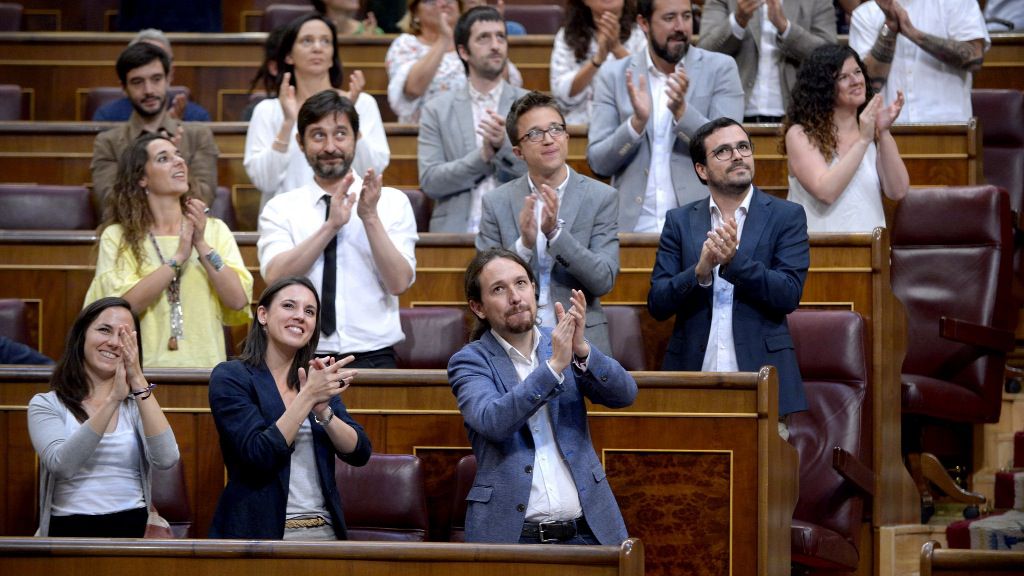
[701,187,752,372]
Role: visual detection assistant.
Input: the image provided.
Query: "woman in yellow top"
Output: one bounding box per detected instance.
[86,133,253,368]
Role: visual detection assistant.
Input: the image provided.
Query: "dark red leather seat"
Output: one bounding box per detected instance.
[395,307,466,369]
[210,186,237,230]
[262,3,314,32]
[0,184,97,230]
[0,3,22,31]
[0,84,22,120]
[400,189,433,233]
[335,453,430,541]
[503,5,564,34]
[789,309,872,572]
[150,459,193,538]
[0,298,30,346]
[449,454,476,543]
[604,305,647,371]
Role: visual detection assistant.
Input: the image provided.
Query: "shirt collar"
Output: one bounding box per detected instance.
[526,166,571,199]
[309,170,364,206]
[491,326,541,363]
[708,186,754,220]
[127,110,177,142]
[468,82,501,105]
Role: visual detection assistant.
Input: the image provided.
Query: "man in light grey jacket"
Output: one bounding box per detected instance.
[477,92,618,355]
[418,6,528,233]
[587,0,744,234]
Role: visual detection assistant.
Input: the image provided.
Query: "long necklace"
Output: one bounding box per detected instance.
[148,231,184,351]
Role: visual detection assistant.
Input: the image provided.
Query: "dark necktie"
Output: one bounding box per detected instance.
[321,194,337,337]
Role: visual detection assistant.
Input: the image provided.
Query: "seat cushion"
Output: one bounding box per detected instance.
[791,520,860,570]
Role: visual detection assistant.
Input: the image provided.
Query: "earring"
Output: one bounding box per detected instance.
[144,187,150,196]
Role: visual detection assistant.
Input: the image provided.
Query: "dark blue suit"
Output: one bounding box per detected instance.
[647,187,810,416]
[207,359,372,539]
[448,328,637,544]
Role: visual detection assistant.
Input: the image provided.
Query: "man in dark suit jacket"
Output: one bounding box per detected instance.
[477,92,619,355]
[449,248,637,544]
[647,117,809,423]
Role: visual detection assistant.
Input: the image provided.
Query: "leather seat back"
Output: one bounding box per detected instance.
[395,307,467,369]
[0,184,97,229]
[336,453,430,541]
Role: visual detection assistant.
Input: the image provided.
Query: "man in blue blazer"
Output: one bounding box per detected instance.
[648,117,809,423]
[449,248,638,544]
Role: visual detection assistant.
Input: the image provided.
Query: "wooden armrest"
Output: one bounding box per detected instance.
[940,316,1016,353]
[833,446,875,496]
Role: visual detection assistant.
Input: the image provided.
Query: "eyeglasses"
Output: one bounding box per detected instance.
[518,123,567,144]
[710,142,754,161]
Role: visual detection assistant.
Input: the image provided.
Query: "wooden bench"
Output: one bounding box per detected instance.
[0,121,983,231]
[920,541,1024,575]
[0,366,795,576]
[0,537,643,576]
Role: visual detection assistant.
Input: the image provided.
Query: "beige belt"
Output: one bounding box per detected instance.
[284,516,328,529]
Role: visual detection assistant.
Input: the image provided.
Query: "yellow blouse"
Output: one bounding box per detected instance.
[85,219,253,368]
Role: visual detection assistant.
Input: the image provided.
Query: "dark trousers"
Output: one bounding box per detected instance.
[48,506,147,537]
[319,346,397,369]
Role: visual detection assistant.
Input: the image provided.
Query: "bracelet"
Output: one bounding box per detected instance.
[205,248,225,272]
[166,258,181,276]
[272,137,289,152]
[129,383,156,400]
[591,56,605,68]
[313,405,334,426]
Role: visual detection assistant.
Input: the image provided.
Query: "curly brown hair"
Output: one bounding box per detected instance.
[564,0,637,62]
[781,44,873,159]
[100,133,188,273]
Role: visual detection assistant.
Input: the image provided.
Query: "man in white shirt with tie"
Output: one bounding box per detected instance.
[418,5,528,233]
[258,90,418,368]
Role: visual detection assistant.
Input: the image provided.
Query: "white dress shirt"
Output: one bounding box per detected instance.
[729,4,791,117]
[849,0,990,123]
[491,327,583,523]
[701,188,752,372]
[244,93,391,210]
[514,170,569,330]
[257,173,419,353]
[631,50,681,233]
[467,83,501,233]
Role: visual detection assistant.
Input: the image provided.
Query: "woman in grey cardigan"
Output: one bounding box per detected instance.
[27,297,179,537]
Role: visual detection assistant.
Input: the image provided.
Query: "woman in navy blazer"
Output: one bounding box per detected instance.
[208,276,371,539]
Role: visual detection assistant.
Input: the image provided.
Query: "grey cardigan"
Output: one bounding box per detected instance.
[27,391,180,536]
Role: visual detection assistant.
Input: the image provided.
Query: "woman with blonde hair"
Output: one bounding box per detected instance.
[86,133,252,367]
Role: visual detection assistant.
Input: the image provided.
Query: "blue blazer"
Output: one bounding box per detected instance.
[448,328,638,544]
[647,187,810,416]
[207,359,372,539]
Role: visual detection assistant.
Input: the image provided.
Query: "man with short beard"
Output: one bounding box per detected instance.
[418,6,528,233]
[449,247,637,544]
[91,42,219,209]
[257,90,418,368]
[647,117,810,434]
[587,0,744,234]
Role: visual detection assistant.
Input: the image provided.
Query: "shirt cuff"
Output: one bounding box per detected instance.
[514,237,534,261]
[697,272,714,288]
[779,20,792,39]
[572,349,591,372]
[546,361,566,383]
[729,12,746,39]
[626,118,645,140]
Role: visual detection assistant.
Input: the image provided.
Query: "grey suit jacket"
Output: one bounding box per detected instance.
[586,47,744,232]
[476,168,619,355]
[448,328,637,544]
[697,0,837,109]
[418,81,529,232]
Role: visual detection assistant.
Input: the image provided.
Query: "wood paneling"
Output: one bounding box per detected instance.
[0,121,983,231]
[0,367,793,576]
[0,536,644,576]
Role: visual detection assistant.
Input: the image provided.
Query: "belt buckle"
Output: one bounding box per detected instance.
[538,520,561,543]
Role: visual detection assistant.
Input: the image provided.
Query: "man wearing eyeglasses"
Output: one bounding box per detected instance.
[417,6,528,233]
[476,92,619,356]
[647,117,809,432]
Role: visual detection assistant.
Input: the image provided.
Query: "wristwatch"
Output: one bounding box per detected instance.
[314,406,334,426]
[880,24,895,39]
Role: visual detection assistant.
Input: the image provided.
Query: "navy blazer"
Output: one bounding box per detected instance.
[207,359,372,539]
[647,187,810,416]
[448,328,637,544]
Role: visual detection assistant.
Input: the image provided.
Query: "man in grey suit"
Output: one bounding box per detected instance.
[418,6,528,233]
[477,92,619,355]
[697,0,837,123]
[449,248,637,544]
[587,0,744,234]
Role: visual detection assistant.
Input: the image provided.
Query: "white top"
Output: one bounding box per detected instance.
[849,0,990,123]
[385,33,523,124]
[513,170,570,330]
[549,26,648,125]
[788,141,885,232]
[729,4,792,117]
[244,92,391,210]
[467,83,501,233]
[632,50,681,233]
[984,0,1024,32]
[257,174,419,353]
[491,327,582,523]
[285,418,329,519]
[51,402,145,516]
[701,188,751,372]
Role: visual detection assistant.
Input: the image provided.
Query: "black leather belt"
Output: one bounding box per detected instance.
[521,516,591,543]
